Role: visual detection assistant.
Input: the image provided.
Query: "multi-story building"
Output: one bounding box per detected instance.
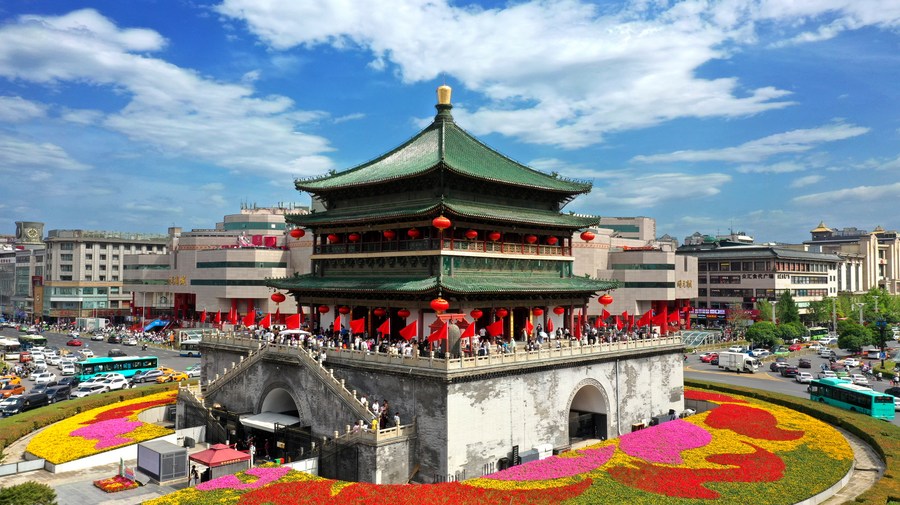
[677,242,841,323]
[2,222,47,322]
[803,222,899,295]
[42,228,168,323]
[124,204,310,326]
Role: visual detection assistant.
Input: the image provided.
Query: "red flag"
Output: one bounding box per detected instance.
[333,315,341,332]
[637,310,652,327]
[398,320,418,340]
[286,313,301,330]
[242,311,255,327]
[298,306,305,324]
[214,311,221,325]
[460,322,475,339]
[668,309,679,324]
[377,318,390,336]
[350,317,365,334]
[546,318,553,333]
[621,310,629,322]
[259,313,271,329]
[427,322,448,343]
[525,319,534,335]
[228,308,237,325]
[602,309,610,320]
[485,319,504,337]
[615,315,623,330]
[576,313,584,338]
[274,307,281,324]
[200,310,207,323]
[594,316,604,328]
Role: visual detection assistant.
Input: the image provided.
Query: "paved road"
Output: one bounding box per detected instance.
[684,345,900,427]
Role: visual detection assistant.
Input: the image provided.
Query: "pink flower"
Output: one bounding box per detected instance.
[487,446,615,481]
[196,466,291,491]
[618,419,711,464]
[71,418,142,449]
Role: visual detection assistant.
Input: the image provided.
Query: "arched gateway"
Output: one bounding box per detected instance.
[567,379,609,444]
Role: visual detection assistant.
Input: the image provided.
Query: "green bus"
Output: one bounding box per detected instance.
[808,378,895,421]
[808,327,829,341]
[18,334,48,350]
[75,356,159,381]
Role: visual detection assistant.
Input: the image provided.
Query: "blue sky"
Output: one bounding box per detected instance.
[1,1,898,244]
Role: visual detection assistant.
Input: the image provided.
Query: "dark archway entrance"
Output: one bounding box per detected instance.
[568,384,608,444]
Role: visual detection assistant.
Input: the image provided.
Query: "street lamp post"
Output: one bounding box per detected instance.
[770,301,778,325]
[852,303,864,325]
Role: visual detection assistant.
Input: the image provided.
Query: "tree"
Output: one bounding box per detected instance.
[756,300,773,324]
[777,321,806,343]
[805,298,832,326]
[776,291,801,325]
[745,321,779,348]
[0,482,57,505]
[836,321,874,353]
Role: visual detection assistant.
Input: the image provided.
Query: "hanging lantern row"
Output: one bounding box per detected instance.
[325,228,567,244]
[599,294,614,306]
[289,228,305,238]
[553,306,565,315]
[270,292,286,304]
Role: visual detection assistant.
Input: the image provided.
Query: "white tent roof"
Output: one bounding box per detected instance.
[239,412,302,433]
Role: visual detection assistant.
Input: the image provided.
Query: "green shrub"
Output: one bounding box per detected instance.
[0,481,57,505]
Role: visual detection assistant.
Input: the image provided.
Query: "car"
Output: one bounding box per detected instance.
[132,369,166,383]
[45,355,61,366]
[750,348,770,358]
[1,383,26,398]
[843,357,859,367]
[60,363,76,376]
[0,375,22,386]
[772,347,791,357]
[90,333,105,341]
[795,372,813,383]
[709,356,719,366]
[834,370,852,382]
[798,358,811,369]
[57,376,80,388]
[185,364,201,378]
[850,374,870,386]
[32,372,58,385]
[156,371,189,383]
[1,393,49,417]
[700,353,718,363]
[123,337,138,346]
[66,338,83,346]
[817,370,837,379]
[107,335,122,344]
[808,343,822,351]
[780,366,799,377]
[886,387,900,411]
[0,395,22,410]
[79,349,95,359]
[727,346,744,353]
[44,385,71,403]
[107,348,127,358]
[99,377,130,391]
[69,384,107,399]
[788,343,803,352]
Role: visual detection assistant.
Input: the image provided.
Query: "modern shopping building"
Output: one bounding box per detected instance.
[803,222,899,295]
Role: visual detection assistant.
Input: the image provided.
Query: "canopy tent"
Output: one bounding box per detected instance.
[240,412,302,433]
[189,443,250,467]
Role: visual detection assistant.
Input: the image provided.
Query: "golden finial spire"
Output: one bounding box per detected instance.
[437,84,452,105]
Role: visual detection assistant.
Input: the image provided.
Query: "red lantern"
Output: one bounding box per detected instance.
[289,228,305,238]
[430,297,450,313]
[383,230,396,240]
[432,215,451,231]
[470,309,483,320]
[327,234,339,243]
[397,308,410,318]
[580,231,595,242]
[488,231,501,241]
[546,237,558,245]
[553,306,565,315]
[270,293,286,304]
[373,308,386,317]
[525,235,537,244]
[407,228,421,239]
[532,307,544,316]
[465,229,478,240]
[599,294,614,306]
[338,306,351,314]
[495,308,508,318]
[348,233,360,242]
[317,305,330,314]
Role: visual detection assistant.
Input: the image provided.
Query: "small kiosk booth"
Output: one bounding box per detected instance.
[189,443,251,483]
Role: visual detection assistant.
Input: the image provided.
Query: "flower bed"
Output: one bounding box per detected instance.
[94,474,140,493]
[146,389,853,505]
[27,390,177,464]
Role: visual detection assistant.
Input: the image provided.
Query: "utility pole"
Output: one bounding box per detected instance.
[852,303,864,325]
[831,297,837,333]
[771,301,778,325]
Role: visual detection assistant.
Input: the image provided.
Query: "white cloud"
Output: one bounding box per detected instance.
[790,175,823,188]
[60,108,104,125]
[586,171,732,208]
[0,135,91,172]
[793,182,900,205]
[736,161,807,174]
[0,9,335,177]
[633,123,869,164]
[0,96,47,122]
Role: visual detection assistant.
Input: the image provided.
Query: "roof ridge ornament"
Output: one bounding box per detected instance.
[435,84,454,121]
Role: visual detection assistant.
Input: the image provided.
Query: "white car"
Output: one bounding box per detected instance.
[807,343,822,351]
[727,346,744,353]
[33,372,58,385]
[60,364,76,376]
[817,370,837,379]
[850,374,869,386]
[69,384,106,399]
[79,349,95,359]
[99,377,130,391]
[843,358,859,367]
[795,372,813,383]
[90,334,105,341]
[123,338,138,346]
[46,355,61,366]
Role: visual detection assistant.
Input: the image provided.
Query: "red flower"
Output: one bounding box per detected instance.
[607,442,784,499]
[85,398,175,425]
[683,390,748,404]
[705,403,804,441]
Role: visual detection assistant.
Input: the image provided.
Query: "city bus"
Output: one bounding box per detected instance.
[808,378,895,421]
[75,356,159,381]
[18,334,48,350]
[808,327,829,341]
[0,338,21,361]
[179,338,202,358]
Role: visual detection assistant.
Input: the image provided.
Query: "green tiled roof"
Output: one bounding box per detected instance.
[295,111,591,194]
[267,274,618,295]
[288,197,599,228]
